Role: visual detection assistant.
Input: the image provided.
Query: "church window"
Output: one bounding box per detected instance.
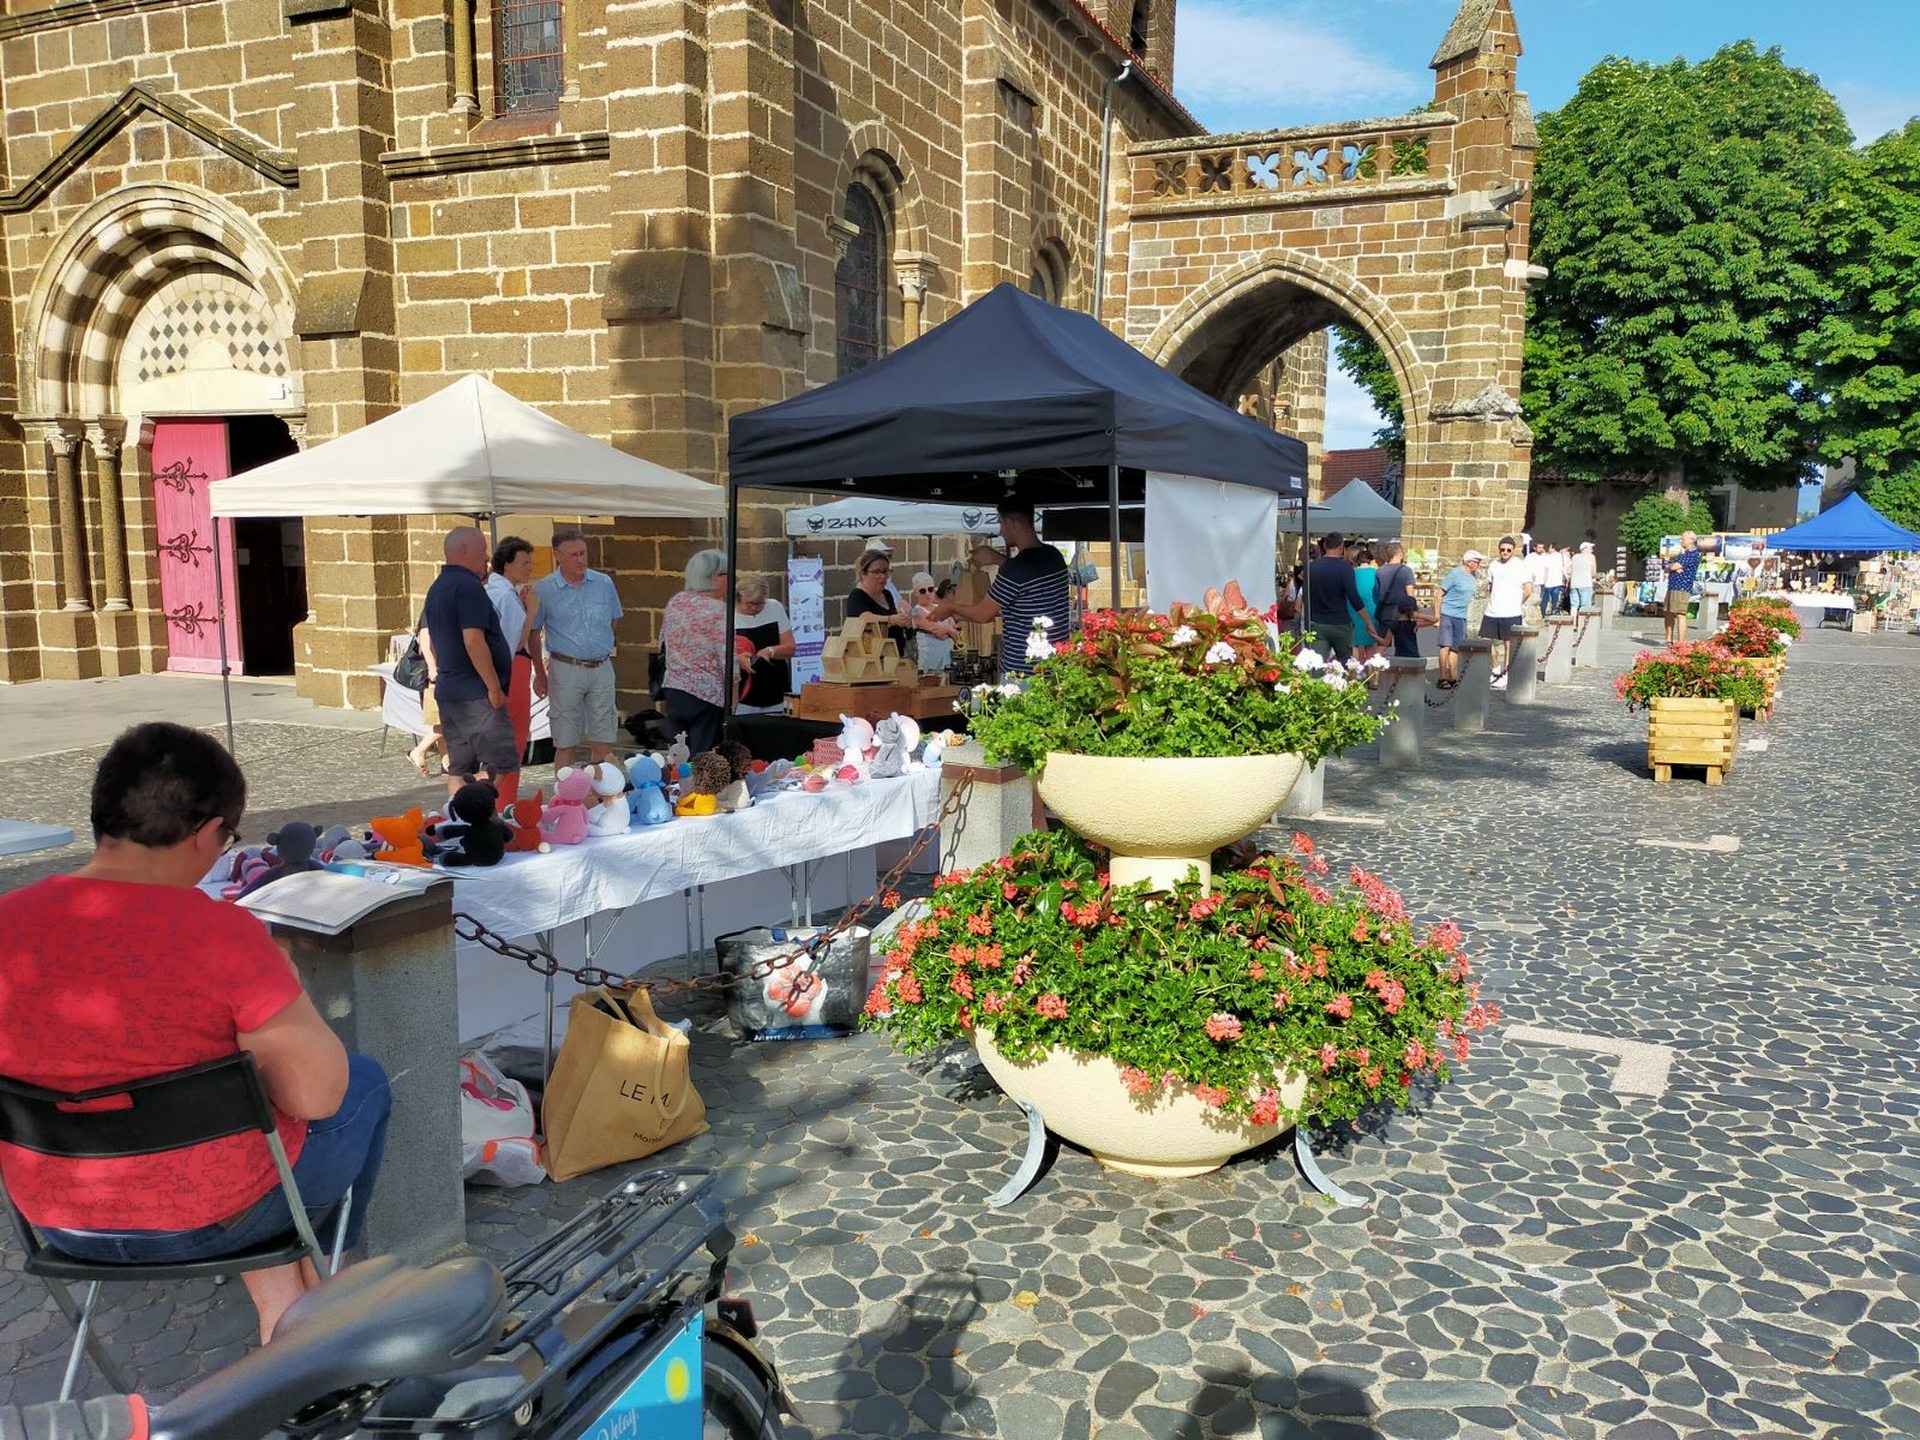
[495,0,564,113]
[836,184,888,377]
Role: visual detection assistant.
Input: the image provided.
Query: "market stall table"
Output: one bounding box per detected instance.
[1772,592,1855,629]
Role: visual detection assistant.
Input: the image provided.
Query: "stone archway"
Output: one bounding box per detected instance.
[1115,0,1538,559]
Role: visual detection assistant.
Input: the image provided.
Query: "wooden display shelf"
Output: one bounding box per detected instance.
[793,681,961,723]
[1647,696,1738,785]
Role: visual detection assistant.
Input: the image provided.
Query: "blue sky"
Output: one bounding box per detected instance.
[1169,0,1920,463]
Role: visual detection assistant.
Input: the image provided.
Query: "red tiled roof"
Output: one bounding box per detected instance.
[1320,448,1400,497]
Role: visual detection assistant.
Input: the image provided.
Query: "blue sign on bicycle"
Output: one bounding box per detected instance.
[583,1310,705,1440]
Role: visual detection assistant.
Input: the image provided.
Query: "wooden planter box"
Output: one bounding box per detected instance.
[1723,655,1779,720]
[1647,696,1738,785]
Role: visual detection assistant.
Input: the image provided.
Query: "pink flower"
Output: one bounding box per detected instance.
[1119,1066,1155,1096]
[1273,989,1292,1010]
[1249,961,1267,981]
[1002,882,1019,900]
[1204,1013,1243,1042]
[1326,994,1353,1020]
[1453,1034,1472,1063]
[1036,993,1069,1020]
[1250,1090,1281,1127]
[1306,882,1332,904]
[895,973,923,1005]
[1194,1084,1231,1108]
[950,972,974,1000]
[1189,896,1222,920]
[1292,832,1316,855]
[1351,919,1370,943]
[1348,1046,1371,1068]
[1011,957,1034,986]
[976,944,1003,969]
[1318,1043,1338,1072]
[1362,1065,1384,1088]
[966,912,993,937]
[982,991,1007,1015]
[1382,981,1406,1015]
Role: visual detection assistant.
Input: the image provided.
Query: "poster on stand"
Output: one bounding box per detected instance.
[788,555,826,687]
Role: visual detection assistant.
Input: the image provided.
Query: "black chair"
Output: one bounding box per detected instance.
[0,1053,351,1400]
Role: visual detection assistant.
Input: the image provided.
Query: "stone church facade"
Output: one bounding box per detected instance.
[1,0,1532,708]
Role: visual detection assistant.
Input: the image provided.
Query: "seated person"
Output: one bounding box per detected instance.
[0,722,391,1344]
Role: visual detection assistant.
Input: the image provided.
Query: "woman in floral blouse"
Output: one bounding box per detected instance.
[660,549,748,755]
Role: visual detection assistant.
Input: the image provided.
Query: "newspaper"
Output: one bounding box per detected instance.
[237,866,446,936]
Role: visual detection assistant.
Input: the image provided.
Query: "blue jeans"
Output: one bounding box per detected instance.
[1570,586,1594,611]
[41,1054,391,1264]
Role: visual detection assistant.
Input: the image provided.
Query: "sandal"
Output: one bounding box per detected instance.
[406,747,433,779]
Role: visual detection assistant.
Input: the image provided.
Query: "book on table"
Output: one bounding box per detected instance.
[237,866,448,936]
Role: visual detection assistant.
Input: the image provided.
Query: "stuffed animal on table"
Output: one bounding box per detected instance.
[836,715,876,768]
[665,732,691,776]
[744,757,783,800]
[624,755,674,826]
[433,782,514,868]
[800,769,830,793]
[717,741,754,783]
[368,808,431,868]
[237,821,328,897]
[538,768,595,851]
[314,824,356,860]
[675,751,732,816]
[869,717,908,779]
[505,790,545,853]
[586,760,630,836]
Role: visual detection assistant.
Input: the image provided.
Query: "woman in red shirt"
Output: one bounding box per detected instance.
[0,723,391,1343]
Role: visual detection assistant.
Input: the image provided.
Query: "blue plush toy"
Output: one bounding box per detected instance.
[625,753,674,826]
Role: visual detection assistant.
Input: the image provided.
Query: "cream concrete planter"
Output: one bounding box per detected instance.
[1035,751,1305,892]
[974,1029,1308,1179]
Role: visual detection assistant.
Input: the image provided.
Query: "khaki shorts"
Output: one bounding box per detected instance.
[1665,588,1691,615]
[548,657,618,748]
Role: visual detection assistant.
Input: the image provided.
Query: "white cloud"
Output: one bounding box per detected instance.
[1830,81,1920,145]
[1323,365,1389,450]
[1173,1,1430,125]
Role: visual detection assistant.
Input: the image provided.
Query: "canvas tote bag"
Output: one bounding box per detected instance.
[540,987,708,1182]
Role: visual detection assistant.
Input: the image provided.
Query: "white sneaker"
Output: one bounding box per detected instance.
[1491,675,1508,690]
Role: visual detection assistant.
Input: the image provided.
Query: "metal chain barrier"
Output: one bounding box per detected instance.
[1537,622,1563,662]
[1570,610,1594,651]
[1424,648,1469,710]
[452,769,975,994]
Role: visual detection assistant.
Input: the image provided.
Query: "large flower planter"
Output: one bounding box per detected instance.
[1724,655,1780,719]
[973,1028,1308,1179]
[1647,696,1738,785]
[1034,751,1305,892]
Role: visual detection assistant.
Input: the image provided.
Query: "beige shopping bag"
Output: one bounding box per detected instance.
[540,987,708,1182]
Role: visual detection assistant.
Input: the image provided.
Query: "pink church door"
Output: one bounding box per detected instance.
[150,420,242,674]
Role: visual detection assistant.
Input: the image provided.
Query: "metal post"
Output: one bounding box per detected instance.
[1298,492,1311,640]
[1090,62,1134,319]
[723,482,741,722]
[1107,463,1122,611]
[213,524,236,753]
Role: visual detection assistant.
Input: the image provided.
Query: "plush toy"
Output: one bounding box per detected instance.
[675,751,731,817]
[869,717,908,779]
[538,768,595,850]
[833,764,863,786]
[314,823,355,859]
[836,715,876,767]
[665,732,691,774]
[505,790,546,853]
[717,741,754,782]
[918,732,949,768]
[800,770,830,793]
[625,755,674,826]
[368,808,431,868]
[236,821,327,897]
[328,835,374,862]
[586,760,631,836]
[434,782,514,868]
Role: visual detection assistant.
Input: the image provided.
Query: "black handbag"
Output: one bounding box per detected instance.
[393,635,429,692]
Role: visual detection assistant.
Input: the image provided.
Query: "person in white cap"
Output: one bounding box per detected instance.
[1430,549,1485,688]
[1568,541,1598,611]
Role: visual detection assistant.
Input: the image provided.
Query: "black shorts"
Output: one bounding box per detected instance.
[440,695,521,778]
[1479,615,1519,642]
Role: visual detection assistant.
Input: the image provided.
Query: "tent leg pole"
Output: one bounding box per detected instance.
[1107,463,1122,612]
[723,485,741,730]
[215,523,235,753]
[1299,486,1311,641]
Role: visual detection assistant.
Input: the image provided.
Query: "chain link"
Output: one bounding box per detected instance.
[1424,647,1470,710]
[451,771,975,996]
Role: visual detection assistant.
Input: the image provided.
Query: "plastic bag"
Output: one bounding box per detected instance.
[459,1053,546,1186]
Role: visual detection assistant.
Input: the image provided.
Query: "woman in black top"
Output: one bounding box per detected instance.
[734,575,794,714]
[847,551,918,643]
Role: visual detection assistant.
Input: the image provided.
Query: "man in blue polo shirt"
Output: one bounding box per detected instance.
[423,526,518,802]
[534,527,624,765]
[1663,530,1720,645]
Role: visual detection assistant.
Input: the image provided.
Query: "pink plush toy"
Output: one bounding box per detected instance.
[538,767,595,850]
[801,770,830,793]
[834,764,863,786]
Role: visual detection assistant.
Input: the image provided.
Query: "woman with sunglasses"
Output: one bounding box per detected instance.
[908,572,958,674]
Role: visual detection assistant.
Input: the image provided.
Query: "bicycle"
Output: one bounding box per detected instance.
[0,1168,789,1440]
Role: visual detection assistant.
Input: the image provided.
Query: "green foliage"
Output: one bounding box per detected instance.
[862,830,1494,1125]
[1613,641,1770,713]
[1523,44,1852,489]
[1805,122,1920,481]
[1331,323,1405,458]
[1617,492,1716,563]
[968,607,1385,772]
[1865,464,1920,533]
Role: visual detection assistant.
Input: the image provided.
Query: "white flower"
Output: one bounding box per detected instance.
[1168,624,1199,647]
[1778,635,1793,647]
[1032,616,1054,631]
[1325,673,1349,692]
[1345,657,1366,673]
[1387,698,1400,709]
[1274,682,1292,695]
[1204,641,1237,665]
[1025,630,1055,662]
[1294,649,1327,672]
[999,682,1022,697]
[1366,655,1390,671]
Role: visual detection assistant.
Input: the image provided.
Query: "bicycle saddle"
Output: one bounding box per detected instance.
[149,1255,507,1440]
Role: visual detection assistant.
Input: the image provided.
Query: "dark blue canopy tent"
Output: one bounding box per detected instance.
[1760,492,1920,552]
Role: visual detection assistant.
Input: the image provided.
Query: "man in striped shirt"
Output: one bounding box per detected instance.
[929,500,1071,677]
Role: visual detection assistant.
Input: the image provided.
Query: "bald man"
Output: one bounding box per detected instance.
[423,526,520,802]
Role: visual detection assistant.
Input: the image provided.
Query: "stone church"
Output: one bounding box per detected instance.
[0,0,1536,707]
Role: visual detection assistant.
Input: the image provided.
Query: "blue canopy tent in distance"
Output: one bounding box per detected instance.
[1753,492,1920,553]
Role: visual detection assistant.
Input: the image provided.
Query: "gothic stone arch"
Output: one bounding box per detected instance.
[1117,0,1538,559]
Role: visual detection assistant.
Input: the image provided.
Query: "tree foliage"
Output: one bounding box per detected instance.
[1522,44,1852,490]
[1805,121,1920,482]
[1330,323,1404,458]
[1864,465,1920,533]
[1617,492,1715,564]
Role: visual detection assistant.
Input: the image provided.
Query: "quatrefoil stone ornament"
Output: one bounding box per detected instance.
[1152,156,1188,197]
[1292,147,1329,185]
[1198,153,1234,193]
[1245,152,1283,190]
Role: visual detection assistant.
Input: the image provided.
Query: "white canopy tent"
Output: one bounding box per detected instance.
[782,496,1000,539]
[206,374,724,747]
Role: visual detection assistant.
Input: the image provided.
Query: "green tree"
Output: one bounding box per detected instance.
[1522,44,1853,492]
[1330,323,1404,458]
[1618,492,1716,565]
[1864,465,1920,533]
[1805,121,1920,481]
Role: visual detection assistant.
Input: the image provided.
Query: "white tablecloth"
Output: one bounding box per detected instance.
[373,663,550,742]
[446,768,942,939]
[1776,592,1854,614]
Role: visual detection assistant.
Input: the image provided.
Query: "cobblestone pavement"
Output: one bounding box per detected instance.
[3,621,1919,1440]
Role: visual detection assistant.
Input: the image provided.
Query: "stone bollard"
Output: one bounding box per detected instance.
[1276,758,1326,819]
[940,739,1035,873]
[1600,590,1621,628]
[274,884,465,1262]
[1375,657,1428,768]
[1543,618,1576,685]
[1506,628,1540,705]
[1574,608,1602,669]
[1452,639,1494,732]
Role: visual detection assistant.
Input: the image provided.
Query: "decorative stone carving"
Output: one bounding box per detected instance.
[896,255,937,305]
[825,216,861,263]
[1196,153,1233,194]
[1151,156,1187,197]
[1433,382,1526,425]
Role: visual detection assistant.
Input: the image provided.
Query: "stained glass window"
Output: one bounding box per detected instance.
[835,185,887,377]
[495,0,563,113]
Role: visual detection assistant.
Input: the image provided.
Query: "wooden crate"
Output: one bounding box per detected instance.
[793,681,961,723]
[1647,696,1738,785]
[1723,655,1777,720]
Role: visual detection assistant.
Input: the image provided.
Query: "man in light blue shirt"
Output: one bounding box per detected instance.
[1430,549,1484,689]
[533,528,624,764]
